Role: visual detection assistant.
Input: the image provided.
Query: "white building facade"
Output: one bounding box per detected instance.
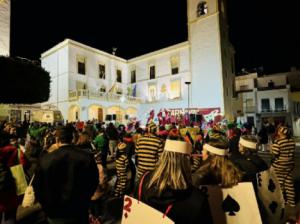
[41,0,236,124]
[234,70,300,136]
[0,0,10,56]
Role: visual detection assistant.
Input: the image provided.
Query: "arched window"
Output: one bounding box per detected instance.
[197,1,208,17]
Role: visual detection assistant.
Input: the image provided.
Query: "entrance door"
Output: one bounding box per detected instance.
[98,108,103,122]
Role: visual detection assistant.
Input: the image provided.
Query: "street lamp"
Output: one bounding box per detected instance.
[185,81,191,112]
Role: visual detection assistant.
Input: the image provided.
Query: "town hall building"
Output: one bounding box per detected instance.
[39,0,236,124]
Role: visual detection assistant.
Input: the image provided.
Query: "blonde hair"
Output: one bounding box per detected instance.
[147,151,192,196]
[200,138,242,188]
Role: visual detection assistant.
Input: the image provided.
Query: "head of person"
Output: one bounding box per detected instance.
[277,126,290,139]
[147,139,192,196]
[239,135,258,154]
[147,122,157,134]
[76,131,90,145]
[202,137,229,161]
[56,126,74,145]
[116,142,127,158]
[201,137,242,188]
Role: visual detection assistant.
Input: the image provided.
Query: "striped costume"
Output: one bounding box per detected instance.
[271,138,295,206]
[115,154,129,197]
[135,133,164,179]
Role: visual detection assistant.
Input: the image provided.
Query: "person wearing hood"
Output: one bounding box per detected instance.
[135,139,212,224]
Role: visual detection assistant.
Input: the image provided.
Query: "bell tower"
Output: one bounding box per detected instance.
[187,0,235,118]
[0,0,10,56]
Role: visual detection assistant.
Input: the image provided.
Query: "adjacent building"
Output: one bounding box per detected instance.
[234,69,300,136]
[41,0,236,124]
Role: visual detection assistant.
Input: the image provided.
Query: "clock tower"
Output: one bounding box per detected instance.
[0,0,10,56]
[187,0,235,118]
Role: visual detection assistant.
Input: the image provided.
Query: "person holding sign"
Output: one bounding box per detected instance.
[135,139,213,224]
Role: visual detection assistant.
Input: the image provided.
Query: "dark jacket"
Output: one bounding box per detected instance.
[33,144,99,219]
[230,152,268,183]
[135,173,213,224]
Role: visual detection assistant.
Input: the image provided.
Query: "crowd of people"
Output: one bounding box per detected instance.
[0,118,299,224]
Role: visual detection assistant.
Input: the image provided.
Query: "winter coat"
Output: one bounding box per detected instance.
[33,144,99,219]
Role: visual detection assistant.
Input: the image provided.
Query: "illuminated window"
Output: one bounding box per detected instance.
[99,64,105,79]
[171,56,179,75]
[148,84,157,101]
[150,65,155,79]
[197,2,208,17]
[116,69,122,83]
[170,79,181,99]
[77,56,86,75]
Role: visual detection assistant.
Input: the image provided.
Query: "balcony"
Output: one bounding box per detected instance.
[68,89,143,104]
[260,106,287,113]
[257,85,288,91]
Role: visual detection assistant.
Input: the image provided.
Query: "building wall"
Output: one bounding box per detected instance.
[257,89,289,113]
[0,0,10,56]
[41,45,69,106]
[188,0,225,112]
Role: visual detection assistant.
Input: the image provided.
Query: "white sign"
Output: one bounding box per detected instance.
[121,195,174,224]
[202,183,262,224]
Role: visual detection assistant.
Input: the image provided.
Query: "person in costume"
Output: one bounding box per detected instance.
[271,126,296,207]
[135,139,213,224]
[192,137,242,188]
[230,135,268,185]
[114,142,129,197]
[135,122,163,180]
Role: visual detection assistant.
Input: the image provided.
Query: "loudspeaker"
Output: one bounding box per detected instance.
[196,114,202,122]
[189,114,196,122]
[112,114,117,120]
[106,114,112,121]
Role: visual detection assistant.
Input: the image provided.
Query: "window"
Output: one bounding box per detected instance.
[275,98,284,111]
[148,84,157,101]
[170,79,181,99]
[261,99,270,112]
[77,56,86,75]
[99,64,105,79]
[197,1,208,17]
[116,69,122,83]
[100,85,106,93]
[150,65,155,79]
[131,70,136,83]
[171,56,179,75]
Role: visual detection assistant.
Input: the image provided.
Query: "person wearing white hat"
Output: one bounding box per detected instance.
[135,139,212,224]
[230,135,268,183]
[192,137,242,188]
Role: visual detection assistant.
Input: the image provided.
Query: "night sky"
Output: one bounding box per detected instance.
[10,0,300,74]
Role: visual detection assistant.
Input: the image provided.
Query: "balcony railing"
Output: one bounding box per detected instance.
[260,106,287,113]
[68,89,143,104]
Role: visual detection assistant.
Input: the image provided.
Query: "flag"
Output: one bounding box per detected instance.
[108,81,117,93]
[132,84,137,97]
